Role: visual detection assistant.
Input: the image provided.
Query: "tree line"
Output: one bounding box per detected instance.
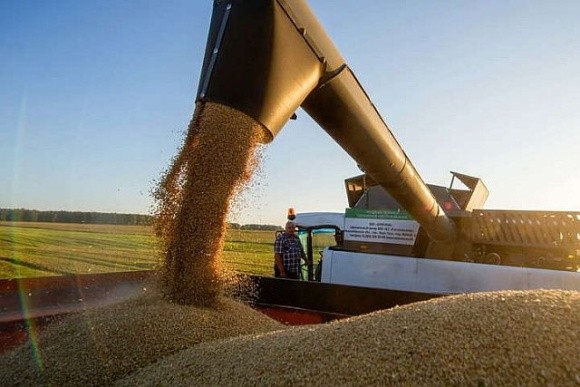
[227,223,281,231]
[0,208,281,230]
[0,208,153,225]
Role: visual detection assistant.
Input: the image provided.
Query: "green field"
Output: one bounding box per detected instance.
[0,222,275,279]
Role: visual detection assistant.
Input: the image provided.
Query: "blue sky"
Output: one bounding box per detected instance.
[1,1,579,226]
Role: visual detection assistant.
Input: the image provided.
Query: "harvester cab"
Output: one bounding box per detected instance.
[279,210,343,282]
[297,224,342,281]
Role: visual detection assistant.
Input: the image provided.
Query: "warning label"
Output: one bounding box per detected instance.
[343,209,419,245]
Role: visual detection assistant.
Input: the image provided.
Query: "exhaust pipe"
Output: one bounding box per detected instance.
[196,0,455,244]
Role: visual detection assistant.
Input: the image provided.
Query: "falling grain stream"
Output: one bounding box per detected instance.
[153,102,267,306]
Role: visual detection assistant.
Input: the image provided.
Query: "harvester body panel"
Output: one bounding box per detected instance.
[320,249,580,294]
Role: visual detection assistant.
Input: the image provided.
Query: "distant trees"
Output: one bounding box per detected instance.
[226,223,280,231]
[0,208,281,230]
[240,224,281,231]
[0,209,153,225]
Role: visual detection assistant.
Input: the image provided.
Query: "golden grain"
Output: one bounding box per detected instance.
[152,102,267,306]
[117,289,580,386]
[0,284,285,386]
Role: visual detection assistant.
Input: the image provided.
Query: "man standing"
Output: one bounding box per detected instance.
[274,221,306,279]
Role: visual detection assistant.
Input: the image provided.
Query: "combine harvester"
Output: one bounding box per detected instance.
[1,1,579,333]
[195,0,580,317]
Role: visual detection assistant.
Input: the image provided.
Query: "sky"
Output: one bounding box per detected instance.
[1,0,579,226]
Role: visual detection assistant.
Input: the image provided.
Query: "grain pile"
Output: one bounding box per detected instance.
[0,285,285,386]
[118,289,580,386]
[152,102,267,306]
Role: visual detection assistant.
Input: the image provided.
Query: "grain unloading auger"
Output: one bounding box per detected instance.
[196,0,455,257]
[196,0,580,318]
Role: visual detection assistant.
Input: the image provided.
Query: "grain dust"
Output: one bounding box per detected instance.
[152,102,267,306]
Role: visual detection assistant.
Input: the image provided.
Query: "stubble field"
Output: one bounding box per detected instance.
[0,221,274,279]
